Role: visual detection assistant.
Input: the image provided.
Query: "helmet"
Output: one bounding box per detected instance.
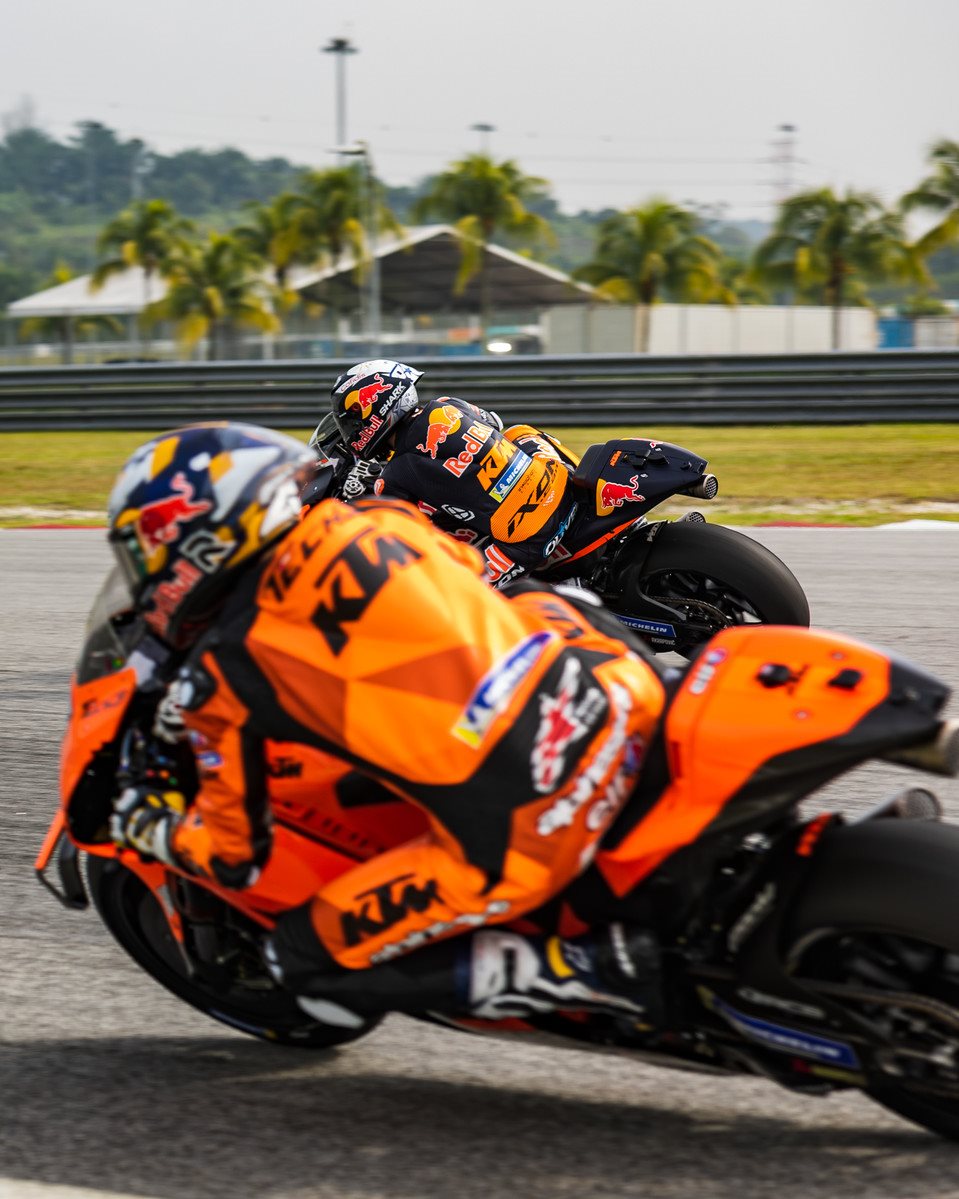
[330,359,423,458]
[107,422,315,648]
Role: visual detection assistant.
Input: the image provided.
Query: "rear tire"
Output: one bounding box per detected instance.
[631,522,809,654]
[88,857,380,1049]
[786,821,959,1141]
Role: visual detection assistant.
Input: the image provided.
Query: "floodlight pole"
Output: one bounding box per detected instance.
[333,141,380,356]
[322,37,358,157]
[470,122,495,155]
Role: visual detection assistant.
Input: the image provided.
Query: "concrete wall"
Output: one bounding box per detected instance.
[543,303,878,355]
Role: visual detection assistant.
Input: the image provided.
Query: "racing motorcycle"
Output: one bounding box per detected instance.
[305,414,809,657]
[38,567,959,1141]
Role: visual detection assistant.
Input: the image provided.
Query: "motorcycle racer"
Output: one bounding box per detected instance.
[106,422,667,1028]
[316,359,579,588]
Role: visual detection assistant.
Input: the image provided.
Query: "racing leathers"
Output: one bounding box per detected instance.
[160,495,666,1021]
[361,396,579,587]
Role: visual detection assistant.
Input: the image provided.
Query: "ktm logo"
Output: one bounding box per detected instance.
[311,531,423,655]
[341,874,439,946]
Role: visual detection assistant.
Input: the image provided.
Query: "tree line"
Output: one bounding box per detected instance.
[3,115,958,357]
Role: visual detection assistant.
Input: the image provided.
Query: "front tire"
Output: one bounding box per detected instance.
[88,857,379,1049]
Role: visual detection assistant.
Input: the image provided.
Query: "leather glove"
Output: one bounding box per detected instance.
[110,785,186,865]
[153,686,187,744]
[341,459,384,500]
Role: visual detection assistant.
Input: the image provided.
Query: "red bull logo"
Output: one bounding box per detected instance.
[597,474,645,514]
[344,373,392,419]
[416,405,461,460]
[138,472,212,552]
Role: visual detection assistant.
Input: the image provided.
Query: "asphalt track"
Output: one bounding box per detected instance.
[3,527,959,1199]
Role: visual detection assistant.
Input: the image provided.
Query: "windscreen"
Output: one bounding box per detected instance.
[76,566,151,685]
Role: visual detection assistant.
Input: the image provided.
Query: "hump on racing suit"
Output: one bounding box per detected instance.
[373,397,579,586]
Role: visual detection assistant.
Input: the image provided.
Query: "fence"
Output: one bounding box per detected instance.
[1,350,958,432]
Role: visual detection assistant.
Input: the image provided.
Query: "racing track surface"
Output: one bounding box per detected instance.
[3,528,959,1199]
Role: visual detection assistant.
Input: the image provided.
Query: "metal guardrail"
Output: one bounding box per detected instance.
[1,350,958,431]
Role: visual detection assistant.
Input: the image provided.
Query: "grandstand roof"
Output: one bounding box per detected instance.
[7,225,592,318]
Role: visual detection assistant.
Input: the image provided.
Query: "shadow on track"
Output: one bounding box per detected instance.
[1,1035,955,1199]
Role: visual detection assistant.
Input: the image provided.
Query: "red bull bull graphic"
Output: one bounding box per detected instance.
[417,405,461,460]
[344,374,392,419]
[596,474,645,516]
[138,472,212,553]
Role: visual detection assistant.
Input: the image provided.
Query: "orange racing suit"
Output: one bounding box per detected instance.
[169,496,665,990]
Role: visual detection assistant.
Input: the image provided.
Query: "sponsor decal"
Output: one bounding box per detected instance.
[706,991,859,1069]
[312,531,423,656]
[351,414,383,453]
[180,529,236,574]
[196,749,224,773]
[147,558,204,636]
[373,477,385,496]
[442,505,475,522]
[596,474,645,516]
[452,631,555,748]
[344,373,392,419]
[531,657,607,794]
[417,500,438,516]
[483,544,523,586]
[418,405,462,459]
[612,614,677,640]
[538,684,637,834]
[370,899,510,964]
[266,755,304,779]
[138,471,212,552]
[443,421,491,477]
[489,451,531,502]
[542,503,578,558]
[688,646,728,695]
[341,873,440,947]
[80,688,131,719]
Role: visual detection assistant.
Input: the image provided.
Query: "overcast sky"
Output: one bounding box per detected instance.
[2,0,957,221]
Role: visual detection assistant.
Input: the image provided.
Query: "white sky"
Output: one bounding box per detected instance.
[1,0,957,220]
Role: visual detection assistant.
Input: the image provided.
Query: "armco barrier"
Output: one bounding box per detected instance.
[1,350,958,431]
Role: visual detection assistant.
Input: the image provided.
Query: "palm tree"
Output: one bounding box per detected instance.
[572,200,726,351]
[18,263,124,363]
[232,192,314,312]
[903,139,959,257]
[752,188,925,349]
[288,165,400,349]
[413,154,554,343]
[92,199,193,351]
[143,233,278,361]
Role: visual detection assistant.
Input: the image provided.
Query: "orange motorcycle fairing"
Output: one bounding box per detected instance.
[59,666,138,809]
[596,625,897,897]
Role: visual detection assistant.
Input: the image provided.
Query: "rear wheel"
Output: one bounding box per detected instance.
[786,822,959,1140]
[88,857,380,1049]
[629,522,810,656]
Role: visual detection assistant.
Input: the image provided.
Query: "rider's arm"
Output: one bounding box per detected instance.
[169,657,270,888]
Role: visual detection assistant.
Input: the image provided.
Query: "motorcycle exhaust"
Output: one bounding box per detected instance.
[881,719,959,778]
[682,474,719,501]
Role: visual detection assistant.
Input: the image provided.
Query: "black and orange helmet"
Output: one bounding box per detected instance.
[107,422,315,647]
